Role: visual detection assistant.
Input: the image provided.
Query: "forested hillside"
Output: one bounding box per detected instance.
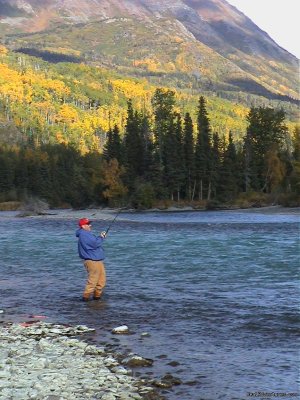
[0,46,297,149]
[0,45,254,151]
[0,44,299,209]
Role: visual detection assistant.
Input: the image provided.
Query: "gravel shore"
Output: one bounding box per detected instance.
[0,205,298,222]
[0,321,161,400]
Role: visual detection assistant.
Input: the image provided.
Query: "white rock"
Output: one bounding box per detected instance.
[31,358,49,369]
[49,328,64,334]
[0,370,10,378]
[104,357,119,367]
[84,345,105,355]
[28,329,43,335]
[75,325,95,332]
[37,338,52,351]
[101,393,116,400]
[111,366,130,375]
[112,325,129,334]
[32,382,44,391]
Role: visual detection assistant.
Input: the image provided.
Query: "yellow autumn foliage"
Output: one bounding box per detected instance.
[44,47,81,56]
[1,47,295,157]
[55,104,79,123]
[0,45,8,56]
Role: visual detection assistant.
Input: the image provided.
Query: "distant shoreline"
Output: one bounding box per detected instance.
[0,205,299,220]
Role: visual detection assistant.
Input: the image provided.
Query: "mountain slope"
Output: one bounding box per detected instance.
[0,0,298,102]
[1,47,257,150]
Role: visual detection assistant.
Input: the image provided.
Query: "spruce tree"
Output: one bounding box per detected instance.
[244,107,288,191]
[104,124,123,164]
[152,88,176,167]
[163,113,185,201]
[123,100,144,187]
[103,128,113,161]
[183,112,195,201]
[140,113,152,178]
[210,132,221,199]
[289,126,300,195]
[219,132,239,201]
[0,151,14,199]
[195,96,212,200]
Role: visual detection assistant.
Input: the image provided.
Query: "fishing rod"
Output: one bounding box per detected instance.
[104,207,124,236]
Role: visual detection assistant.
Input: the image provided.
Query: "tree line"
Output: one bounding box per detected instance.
[0,90,299,209]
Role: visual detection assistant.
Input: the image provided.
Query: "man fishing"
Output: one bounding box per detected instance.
[76,218,106,302]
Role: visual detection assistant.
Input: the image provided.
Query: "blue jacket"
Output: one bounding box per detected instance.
[76,229,105,261]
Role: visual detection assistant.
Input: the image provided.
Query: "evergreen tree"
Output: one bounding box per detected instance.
[183,112,195,201]
[35,151,52,201]
[195,96,212,200]
[140,113,153,178]
[174,113,185,201]
[152,88,176,166]
[244,107,288,192]
[103,124,123,164]
[112,124,123,164]
[210,132,221,199]
[0,151,14,200]
[163,113,185,200]
[290,126,300,195]
[123,100,145,186]
[83,151,106,204]
[103,128,113,160]
[14,148,29,199]
[219,132,239,201]
[146,148,166,200]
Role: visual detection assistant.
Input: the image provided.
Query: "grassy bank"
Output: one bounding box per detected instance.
[0,201,21,211]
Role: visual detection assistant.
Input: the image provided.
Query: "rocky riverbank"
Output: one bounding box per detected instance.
[0,321,165,400]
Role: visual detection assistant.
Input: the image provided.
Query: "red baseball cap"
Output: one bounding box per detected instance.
[78,218,91,227]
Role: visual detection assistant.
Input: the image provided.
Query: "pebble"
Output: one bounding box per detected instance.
[101,393,116,400]
[0,322,159,400]
[140,332,150,337]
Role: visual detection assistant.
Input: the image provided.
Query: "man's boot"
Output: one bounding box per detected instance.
[93,291,102,300]
[82,293,90,302]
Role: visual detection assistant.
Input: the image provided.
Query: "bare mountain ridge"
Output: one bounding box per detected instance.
[0,0,298,100]
[0,0,295,61]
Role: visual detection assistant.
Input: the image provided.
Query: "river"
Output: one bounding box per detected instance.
[0,209,299,400]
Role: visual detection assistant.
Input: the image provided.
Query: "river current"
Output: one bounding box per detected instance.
[0,209,299,400]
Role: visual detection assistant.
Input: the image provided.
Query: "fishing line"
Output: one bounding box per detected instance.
[104,208,124,236]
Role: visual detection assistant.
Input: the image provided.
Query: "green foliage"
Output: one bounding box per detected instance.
[0,93,298,209]
[163,113,185,200]
[195,96,212,199]
[183,112,195,200]
[131,181,156,210]
[289,126,300,195]
[101,159,128,207]
[152,88,176,165]
[104,125,123,165]
[218,131,240,201]
[0,47,297,157]
[123,100,146,185]
[244,107,289,192]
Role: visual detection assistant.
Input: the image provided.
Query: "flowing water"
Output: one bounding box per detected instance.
[0,209,299,400]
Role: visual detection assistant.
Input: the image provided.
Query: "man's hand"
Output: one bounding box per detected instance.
[100,231,106,238]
